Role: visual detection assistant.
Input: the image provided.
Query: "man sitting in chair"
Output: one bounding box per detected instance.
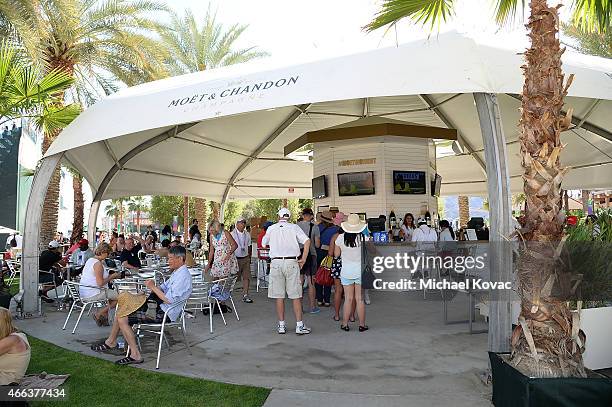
[91,245,193,365]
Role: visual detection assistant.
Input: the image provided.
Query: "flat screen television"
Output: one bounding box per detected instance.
[393,171,426,194]
[432,174,442,196]
[311,175,327,199]
[337,171,375,196]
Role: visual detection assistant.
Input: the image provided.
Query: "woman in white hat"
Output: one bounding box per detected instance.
[333,214,368,332]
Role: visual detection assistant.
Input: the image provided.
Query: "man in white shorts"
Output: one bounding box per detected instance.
[262,208,312,335]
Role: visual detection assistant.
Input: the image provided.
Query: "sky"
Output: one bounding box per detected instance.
[168,0,576,67]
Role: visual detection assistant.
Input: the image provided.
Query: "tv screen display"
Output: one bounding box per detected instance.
[337,171,375,196]
[312,175,327,199]
[393,171,426,194]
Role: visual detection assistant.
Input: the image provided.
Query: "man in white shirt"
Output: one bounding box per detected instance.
[231,218,253,303]
[262,208,312,335]
[412,217,438,242]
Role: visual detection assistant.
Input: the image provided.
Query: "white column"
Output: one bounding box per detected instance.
[87,200,101,244]
[22,153,64,314]
[473,93,513,353]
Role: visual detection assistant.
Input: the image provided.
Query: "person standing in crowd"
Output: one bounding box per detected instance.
[39,241,66,303]
[80,243,120,326]
[297,208,321,314]
[334,214,368,332]
[329,212,348,321]
[400,213,416,242]
[0,308,31,385]
[263,208,312,335]
[257,221,273,249]
[160,225,172,243]
[231,218,253,303]
[143,235,156,253]
[412,216,438,242]
[145,225,158,244]
[189,219,200,240]
[205,220,238,280]
[120,236,145,271]
[315,211,338,307]
[438,220,455,241]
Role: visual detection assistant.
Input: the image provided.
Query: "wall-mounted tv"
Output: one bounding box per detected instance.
[312,175,327,199]
[337,171,375,196]
[393,171,426,194]
[432,174,442,196]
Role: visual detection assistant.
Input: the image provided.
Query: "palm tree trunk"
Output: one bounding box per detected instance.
[563,190,569,212]
[195,198,208,228]
[70,173,84,244]
[183,196,189,242]
[458,196,469,227]
[137,209,141,234]
[511,0,584,378]
[119,200,123,234]
[581,190,589,214]
[39,130,61,251]
[212,202,220,221]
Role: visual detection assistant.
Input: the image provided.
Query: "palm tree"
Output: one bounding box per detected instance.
[104,201,119,232]
[0,40,78,132]
[458,196,470,227]
[1,0,169,250]
[105,198,126,233]
[158,8,268,75]
[65,166,84,244]
[128,196,148,235]
[366,0,609,378]
[563,22,612,58]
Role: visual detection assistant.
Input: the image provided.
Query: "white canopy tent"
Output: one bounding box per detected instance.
[43,32,612,202]
[22,32,612,322]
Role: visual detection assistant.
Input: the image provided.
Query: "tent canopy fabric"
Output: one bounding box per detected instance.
[45,32,612,201]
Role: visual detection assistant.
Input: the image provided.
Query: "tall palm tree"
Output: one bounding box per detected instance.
[366,0,609,378]
[1,0,169,250]
[104,201,119,232]
[105,198,126,233]
[128,196,148,235]
[458,196,470,227]
[158,8,268,75]
[157,7,267,229]
[65,166,84,244]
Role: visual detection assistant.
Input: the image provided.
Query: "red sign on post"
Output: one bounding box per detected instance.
[288,188,294,193]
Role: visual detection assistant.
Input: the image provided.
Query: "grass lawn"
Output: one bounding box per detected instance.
[26,336,270,406]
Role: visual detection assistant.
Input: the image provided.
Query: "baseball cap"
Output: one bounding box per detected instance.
[302,208,314,216]
[417,217,427,225]
[278,208,291,218]
[48,240,60,248]
[78,238,88,246]
[236,218,246,224]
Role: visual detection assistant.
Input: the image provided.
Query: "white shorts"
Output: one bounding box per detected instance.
[268,259,302,299]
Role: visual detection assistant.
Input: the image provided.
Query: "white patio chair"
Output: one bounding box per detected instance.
[185,280,213,333]
[62,281,110,334]
[5,260,20,286]
[129,298,190,369]
[209,275,240,327]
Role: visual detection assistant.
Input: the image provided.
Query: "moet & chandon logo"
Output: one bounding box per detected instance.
[167,75,300,109]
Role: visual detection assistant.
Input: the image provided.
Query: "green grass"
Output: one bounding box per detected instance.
[27,336,270,407]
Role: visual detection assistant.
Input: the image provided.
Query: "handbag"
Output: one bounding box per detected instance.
[314,255,334,286]
[361,236,376,289]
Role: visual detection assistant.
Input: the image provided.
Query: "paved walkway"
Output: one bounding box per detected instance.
[17,286,492,406]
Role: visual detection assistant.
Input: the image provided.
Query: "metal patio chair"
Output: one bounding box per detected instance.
[62,281,111,334]
[256,248,270,292]
[5,260,20,286]
[185,280,213,333]
[209,275,240,327]
[129,298,190,369]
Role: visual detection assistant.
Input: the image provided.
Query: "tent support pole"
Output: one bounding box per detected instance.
[22,153,64,314]
[87,200,101,243]
[473,93,513,353]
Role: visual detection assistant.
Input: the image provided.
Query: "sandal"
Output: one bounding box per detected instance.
[340,325,350,332]
[359,325,369,332]
[349,316,356,323]
[333,315,340,322]
[93,314,103,327]
[115,356,144,365]
[91,341,118,352]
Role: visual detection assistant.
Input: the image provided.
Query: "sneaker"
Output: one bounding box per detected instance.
[277,324,286,334]
[295,324,312,335]
[309,307,321,314]
[242,295,253,303]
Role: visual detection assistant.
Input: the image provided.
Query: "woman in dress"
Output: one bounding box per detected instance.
[400,213,416,242]
[205,220,238,280]
[0,307,31,385]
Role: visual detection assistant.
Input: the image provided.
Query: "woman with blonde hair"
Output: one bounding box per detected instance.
[0,308,31,385]
[205,220,238,279]
[80,243,120,326]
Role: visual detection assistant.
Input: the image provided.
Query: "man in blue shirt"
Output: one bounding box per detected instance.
[92,246,192,365]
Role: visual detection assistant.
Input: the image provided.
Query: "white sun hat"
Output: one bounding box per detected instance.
[341,213,367,234]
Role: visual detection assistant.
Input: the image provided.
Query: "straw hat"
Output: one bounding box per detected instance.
[341,213,367,233]
[116,292,147,318]
[320,211,334,223]
[333,211,346,226]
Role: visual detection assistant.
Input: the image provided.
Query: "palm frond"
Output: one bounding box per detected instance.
[572,0,612,34]
[364,0,457,32]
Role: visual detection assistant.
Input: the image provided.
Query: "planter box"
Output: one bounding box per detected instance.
[580,307,612,370]
[489,352,612,407]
